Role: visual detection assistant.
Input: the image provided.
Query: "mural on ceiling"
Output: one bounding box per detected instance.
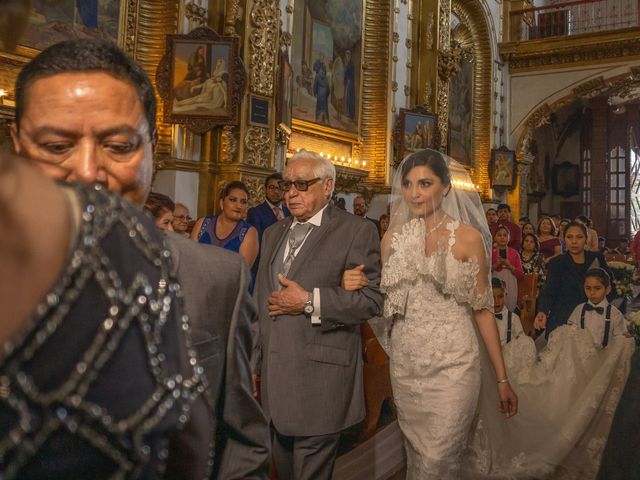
[20,0,122,51]
[291,0,362,133]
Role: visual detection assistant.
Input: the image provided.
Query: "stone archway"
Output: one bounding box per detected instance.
[513,67,640,216]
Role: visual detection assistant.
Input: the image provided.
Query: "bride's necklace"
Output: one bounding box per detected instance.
[425,213,446,236]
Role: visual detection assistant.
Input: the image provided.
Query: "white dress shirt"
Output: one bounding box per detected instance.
[567,299,627,347]
[283,203,329,326]
[495,306,524,346]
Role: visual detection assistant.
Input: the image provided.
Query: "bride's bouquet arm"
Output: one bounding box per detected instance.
[463,226,518,418]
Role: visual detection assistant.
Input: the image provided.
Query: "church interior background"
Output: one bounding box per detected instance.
[2,0,640,477]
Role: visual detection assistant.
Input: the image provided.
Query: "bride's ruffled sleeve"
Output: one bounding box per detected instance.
[468,229,494,312]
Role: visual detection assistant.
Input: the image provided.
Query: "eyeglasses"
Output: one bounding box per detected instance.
[174,215,192,221]
[278,177,322,192]
[266,185,281,191]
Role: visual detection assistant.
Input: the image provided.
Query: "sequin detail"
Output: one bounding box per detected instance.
[0,184,209,479]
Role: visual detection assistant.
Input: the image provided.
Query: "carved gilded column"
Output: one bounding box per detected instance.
[125,0,181,157]
[412,0,440,112]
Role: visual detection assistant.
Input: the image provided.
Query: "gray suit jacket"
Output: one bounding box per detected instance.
[253,204,383,437]
[166,232,270,479]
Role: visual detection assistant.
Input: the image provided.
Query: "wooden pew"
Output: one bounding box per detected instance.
[517,273,538,336]
[358,322,394,443]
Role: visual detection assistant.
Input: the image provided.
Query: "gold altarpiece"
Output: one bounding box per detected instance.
[0,0,392,214]
[410,0,494,201]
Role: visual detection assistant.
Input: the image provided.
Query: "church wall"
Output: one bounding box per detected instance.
[507,60,640,148]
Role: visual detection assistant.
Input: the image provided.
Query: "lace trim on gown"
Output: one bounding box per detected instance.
[378,219,493,347]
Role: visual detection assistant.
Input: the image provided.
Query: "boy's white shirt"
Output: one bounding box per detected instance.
[494,306,524,346]
[567,299,628,347]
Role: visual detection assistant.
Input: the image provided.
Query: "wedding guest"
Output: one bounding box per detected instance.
[613,237,632,255]
[598,236,610,254]
[535,221,616,336]
[247,172,290,243]
[567,268,627,348]
[248,173,290,274]
[353,195,381,237]
[144,191,175,231]
[576,215,599,251]
[172,202,192,237]
[379,213,390,239]
[537,216,562,263]
[0,151,212,479]
[631,230,640,264]
[518,216,531,228]
[492,277,525,346]
[486,207,498,229]
[521,222,536,237]
[520,232,546,294]
[495,203,521,250]
[192,181,259,270]
[492,225,524,311]
[10,38,270,477]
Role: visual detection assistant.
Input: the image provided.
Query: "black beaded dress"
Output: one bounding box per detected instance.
[0,184,212,479]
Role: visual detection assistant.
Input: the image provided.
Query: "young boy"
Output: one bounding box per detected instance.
[567,268,628,348]
[492,277,524,346]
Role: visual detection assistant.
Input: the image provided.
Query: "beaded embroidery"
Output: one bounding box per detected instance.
[0,184,209,479]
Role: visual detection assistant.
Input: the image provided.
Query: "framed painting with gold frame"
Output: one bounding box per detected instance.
[155,27,246,134]
[393,106,439,167]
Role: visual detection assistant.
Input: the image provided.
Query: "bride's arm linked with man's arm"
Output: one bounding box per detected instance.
[341,226,518,418]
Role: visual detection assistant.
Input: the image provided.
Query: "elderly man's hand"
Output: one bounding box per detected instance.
[268,274,308,317]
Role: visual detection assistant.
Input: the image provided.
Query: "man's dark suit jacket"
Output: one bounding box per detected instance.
[538,250,616,335]
[253,204,383,436]
[247,201,290,274]
[365,216,381,237]
[166,232,270,479]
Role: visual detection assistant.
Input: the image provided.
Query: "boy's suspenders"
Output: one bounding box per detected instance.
[579,304,612,348]
[506,312,513,344]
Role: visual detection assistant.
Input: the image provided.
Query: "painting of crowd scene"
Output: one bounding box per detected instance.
[291,0,362,133]
[401,111,437,157]
[171,41,231,117]
[20,0,121,51]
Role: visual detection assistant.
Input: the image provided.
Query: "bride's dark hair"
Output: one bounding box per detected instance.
[401,149,451,186]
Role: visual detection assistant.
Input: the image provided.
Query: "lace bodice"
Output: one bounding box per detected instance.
[381,218,493,318]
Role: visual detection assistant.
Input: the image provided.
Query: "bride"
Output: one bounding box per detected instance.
[371,148,517,477]
[345,149,635,479]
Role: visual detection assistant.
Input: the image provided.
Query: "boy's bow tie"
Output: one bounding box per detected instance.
[585,304,604,314]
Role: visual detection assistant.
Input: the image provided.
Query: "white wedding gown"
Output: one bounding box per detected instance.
[376,218,636,479]
[380,218,494,478]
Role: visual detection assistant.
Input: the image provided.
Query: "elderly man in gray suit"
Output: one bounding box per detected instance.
[254,150,383,479]
[11,39,270,479]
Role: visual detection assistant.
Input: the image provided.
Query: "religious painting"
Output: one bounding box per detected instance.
[552,161,580,197]
[291,0,362,133]
[393,107,438,166]
[19,0,123,51]
[276,49,294,130]
[448,59,473,166]
[490,147,516,189]
[156,28,245,134]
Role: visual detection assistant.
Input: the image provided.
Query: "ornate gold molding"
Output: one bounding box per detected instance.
[356,0,391,186]
[248,0,279,97]
[435,1,451,151]
[221,125,238,163]
[434,0,493,199]
[244,126,271,168]
[500,29,640,73]
[243,176,266,207]
[124,0,181,157]
[224,0,242,36]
